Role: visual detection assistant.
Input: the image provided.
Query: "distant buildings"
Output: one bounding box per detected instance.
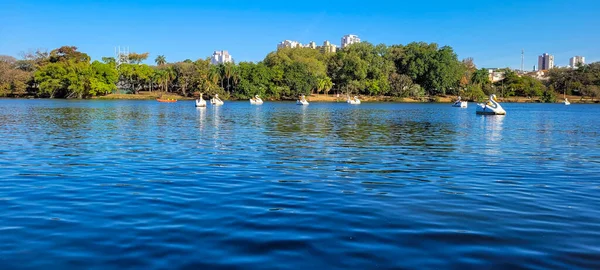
[276,34,359,52]
[210,50,233,65]
[537,53,554,70]
[305,41,317,49]
[277,40,302,50]
[487,68,505,83]
[569,56,585,68]
[341,34,361,48]
[529,69,550,81]
[320,41,337,53]
[277,39,339,53]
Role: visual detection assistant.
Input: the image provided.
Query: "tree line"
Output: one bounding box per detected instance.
[1,44,599,101]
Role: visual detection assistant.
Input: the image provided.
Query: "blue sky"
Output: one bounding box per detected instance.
[0,0,598,70]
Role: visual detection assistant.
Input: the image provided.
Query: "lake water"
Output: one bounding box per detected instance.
[1,99,599,269]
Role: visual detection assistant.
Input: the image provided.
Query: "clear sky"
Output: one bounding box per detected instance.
[1,0,598,70]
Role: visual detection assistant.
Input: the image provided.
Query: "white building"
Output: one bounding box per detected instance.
[303,41,317,49]
[320,40,337,53]
[537,53,554,70]
[487,68,505,83]
[569,56,585,68]
[341,34,360,49]
[210,50,233,65]
[277,40,302,50]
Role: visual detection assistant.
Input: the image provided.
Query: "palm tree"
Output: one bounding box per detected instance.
[208,66,221,95]
[165,66,176,92]
[155,55,166,66]
[316,78,325,94]
[224,63,233,94]
[324,77,333,95]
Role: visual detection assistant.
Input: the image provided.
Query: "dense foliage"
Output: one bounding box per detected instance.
[1,44,599,101]
[546,63,600,100]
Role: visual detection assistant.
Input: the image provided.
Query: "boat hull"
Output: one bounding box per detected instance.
[476,110,506,115]
[195,100,206,107]
[476,105,506,115]
[452,101,467,108]
[211,99,224,106]
[296,100,309,105]
[157,99,177,103]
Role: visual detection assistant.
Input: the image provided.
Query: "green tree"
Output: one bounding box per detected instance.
[173,62,194,96]
[155,55,166,66]
[89,61,118,96]
[128,52,149,64]
[471,68,490,86]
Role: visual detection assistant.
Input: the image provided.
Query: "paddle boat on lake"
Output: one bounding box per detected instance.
[476,94,505,115]
[297,95,309,105]
[452,96,467,108]
[195,93,206,107]
[250,95,263,105]
[210,94,224,106]
[347,96,361,104]
[157,98,177,103]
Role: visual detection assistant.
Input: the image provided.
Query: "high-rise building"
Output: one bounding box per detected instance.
[341,34,360,49]
[277,40,302,50]
[210,51,233,65]
[537,53,554,70]
[569,56,585,68]
[320,40,337,53]
[306,41,317,49]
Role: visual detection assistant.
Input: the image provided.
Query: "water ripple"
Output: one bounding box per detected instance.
[0,100,599,269]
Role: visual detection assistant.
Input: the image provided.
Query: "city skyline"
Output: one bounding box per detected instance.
[0,0,598,69]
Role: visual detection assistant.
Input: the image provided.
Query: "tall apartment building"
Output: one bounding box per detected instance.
[210,50,233,65]
[277,40,302,50]
[537,53,554,70]
[341,34,360,49]
[320,40,337,53]
[569,56,585,67]
[304,41,317,49]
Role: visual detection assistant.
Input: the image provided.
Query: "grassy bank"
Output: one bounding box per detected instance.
[83,92,600,103]
[94,92,194,100]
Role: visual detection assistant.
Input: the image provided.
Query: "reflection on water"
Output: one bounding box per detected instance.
[478,114,505,155]
[1,100,600,269]
[196,107,206,132]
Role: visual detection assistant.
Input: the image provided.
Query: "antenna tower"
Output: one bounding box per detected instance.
[115,46,130,66]
[521,49,524,73]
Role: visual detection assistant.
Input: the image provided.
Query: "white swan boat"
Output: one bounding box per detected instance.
[347,96,361,104]
[476,94,506,115]
[452,96,467,108]
[564,98,570,106]
[296,95,309,105]
[250,95,263,105]
[195,93,207,107]
[210,94,224,106]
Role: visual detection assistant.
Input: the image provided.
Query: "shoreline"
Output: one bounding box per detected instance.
[2,94,598,104]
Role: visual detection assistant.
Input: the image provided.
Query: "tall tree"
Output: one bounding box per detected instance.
[128,52,149,64]
[155,55,166,66]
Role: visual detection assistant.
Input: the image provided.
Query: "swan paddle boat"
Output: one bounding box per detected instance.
[195,93,207,107]
[452,96,468,108]
[250,95,264,105]
[210,94,224,106]
[564,98,570,106]
[297,95,309,105]
[476,94,506,115]
[347,96,361,104]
